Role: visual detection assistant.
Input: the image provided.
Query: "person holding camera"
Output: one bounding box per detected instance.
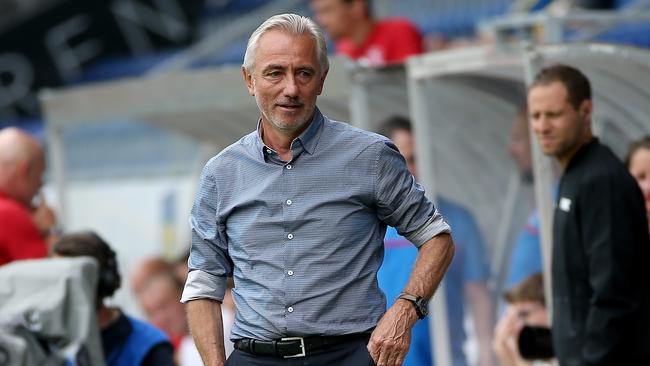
[493,273,551,366]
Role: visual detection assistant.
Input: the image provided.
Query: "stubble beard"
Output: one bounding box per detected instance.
[256,96,313,134]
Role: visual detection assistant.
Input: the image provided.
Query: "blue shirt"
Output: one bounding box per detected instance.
[378,197,489,366]
[181,109,451,340]
[505,211,541,289]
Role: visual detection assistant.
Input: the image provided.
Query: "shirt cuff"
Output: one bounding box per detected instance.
[405,209,452,248]
[180,270,227,303]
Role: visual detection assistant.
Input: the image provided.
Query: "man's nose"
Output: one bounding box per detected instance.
[641,180,650,195]
[283,75,299,97]
[533,117,550,134]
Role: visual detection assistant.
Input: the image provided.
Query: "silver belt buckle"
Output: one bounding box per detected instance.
[281,337,306,358]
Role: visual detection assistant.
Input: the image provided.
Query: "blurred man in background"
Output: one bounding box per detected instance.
[53,231,174,366]
[132,256,235,364]
[137,264,188,349]
[377,116,494,366]
[130,257,172,295]
[310,0,422,66]
[504,108,542,289]
[528,64,650,365]
[0,127,54,265]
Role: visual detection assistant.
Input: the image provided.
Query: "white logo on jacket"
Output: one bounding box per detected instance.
[559,197,572,212]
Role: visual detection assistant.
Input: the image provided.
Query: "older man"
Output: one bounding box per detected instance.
[0,127,50,265]
[528,64,650,365]
[182,13,454,366]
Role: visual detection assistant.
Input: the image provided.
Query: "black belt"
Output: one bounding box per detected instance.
[234,333,370,358]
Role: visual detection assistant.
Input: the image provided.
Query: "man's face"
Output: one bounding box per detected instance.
[139,277,187,337]
[311,0,355,40]
[508,114,533,182]
[18,151,45,205]
[243,30,327,135]
[528,81,590,162]
[391,129,418,179]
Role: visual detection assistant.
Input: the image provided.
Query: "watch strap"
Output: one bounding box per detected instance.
[398,292,426,319]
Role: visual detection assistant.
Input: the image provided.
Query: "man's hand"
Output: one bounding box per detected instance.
[367,299,418,366]
[30,193,59,247]
[369,233,453,365]
[493,306,528,366]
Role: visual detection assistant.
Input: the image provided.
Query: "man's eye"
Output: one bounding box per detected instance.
[298,70,313,78]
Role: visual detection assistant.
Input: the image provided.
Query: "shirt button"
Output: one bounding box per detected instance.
[288,270,294,276]
[286,164,292,170]
[287,233,294,240]
[286,199,292,205]
[266,148,272,154]
[287,307,294,313]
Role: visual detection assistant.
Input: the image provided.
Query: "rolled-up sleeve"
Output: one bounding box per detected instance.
[181,160,232,303]
[374,141,451,247]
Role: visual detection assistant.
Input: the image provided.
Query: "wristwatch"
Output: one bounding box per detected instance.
[398,292,429,319]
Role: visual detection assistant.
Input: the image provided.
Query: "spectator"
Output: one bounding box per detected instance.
[528,64,650,365]
[0,127,52,265]
[130,257,172,295]
[625,136,650,234]
[138,269,188,349]
[310,0,423,66]
[132,257,235,364]
[377,116,494,366]
[493,273,551,366]
[505,108,542,289]
[53,231,174,366]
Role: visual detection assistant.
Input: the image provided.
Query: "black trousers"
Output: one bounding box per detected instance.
[225,337,376,366]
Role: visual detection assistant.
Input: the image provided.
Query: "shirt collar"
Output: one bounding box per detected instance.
[255,107,324,158]
[295,107,324,155]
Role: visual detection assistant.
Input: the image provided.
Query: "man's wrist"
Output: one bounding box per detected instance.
[397,292,429,319]
[395,298,420,326]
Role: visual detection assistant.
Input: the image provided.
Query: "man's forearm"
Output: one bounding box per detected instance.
[366,233,454,365]
[402,233,454,299]
[186,299,226,366]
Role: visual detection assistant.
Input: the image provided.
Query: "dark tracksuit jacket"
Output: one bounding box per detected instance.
[552,138,650,366]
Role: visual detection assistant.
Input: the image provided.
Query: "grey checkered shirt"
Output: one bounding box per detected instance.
[181,108,450,341]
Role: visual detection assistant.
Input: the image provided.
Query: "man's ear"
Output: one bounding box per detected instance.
[15,159,30,180]
[316,68,329,95]
[242,66,255,96]
[579,99,593,122]
[351,0,368,19]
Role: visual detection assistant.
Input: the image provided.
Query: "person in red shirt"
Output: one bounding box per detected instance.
[311,0,423,66]
[0,127,49,265]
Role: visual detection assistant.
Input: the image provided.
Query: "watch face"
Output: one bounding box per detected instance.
[416,298,429,317]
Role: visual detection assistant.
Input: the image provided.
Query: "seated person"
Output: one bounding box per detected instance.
[53,231,174,366]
